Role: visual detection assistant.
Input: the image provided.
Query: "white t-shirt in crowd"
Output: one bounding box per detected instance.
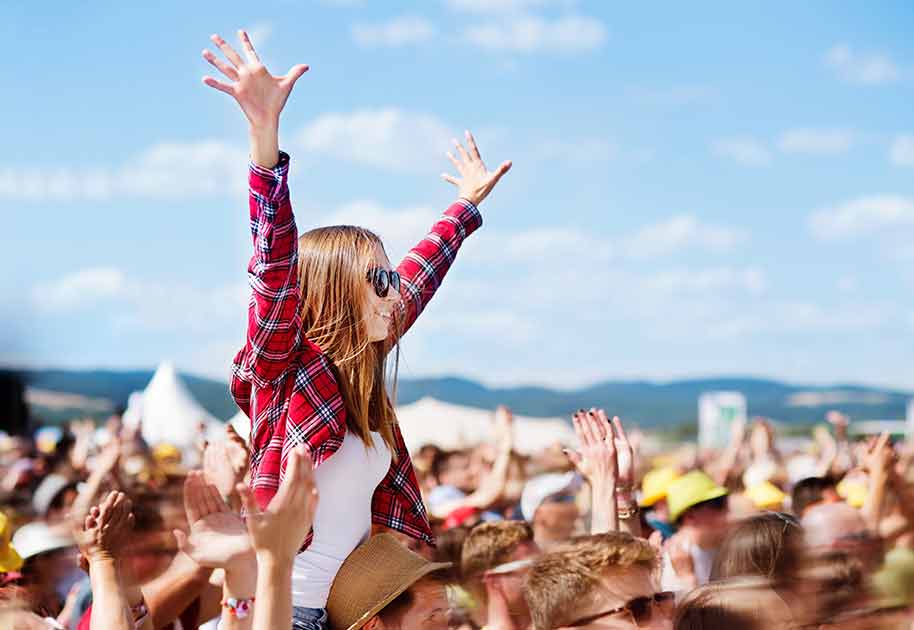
[291,431,392,608]
[660,538,717,592]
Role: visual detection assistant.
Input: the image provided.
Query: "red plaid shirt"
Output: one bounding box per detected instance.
[231,152,482,549]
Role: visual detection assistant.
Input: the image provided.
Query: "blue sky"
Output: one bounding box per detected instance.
[3,0,914,390]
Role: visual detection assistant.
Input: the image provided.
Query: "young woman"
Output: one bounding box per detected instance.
[201,31,511,630]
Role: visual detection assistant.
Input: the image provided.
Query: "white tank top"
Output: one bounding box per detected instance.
[291,430,392,608]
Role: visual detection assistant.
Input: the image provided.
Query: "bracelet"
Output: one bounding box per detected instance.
[617,504,640,520]
[222,597,255,619]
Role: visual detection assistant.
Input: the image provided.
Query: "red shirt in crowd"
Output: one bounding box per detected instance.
[230,152,482,550]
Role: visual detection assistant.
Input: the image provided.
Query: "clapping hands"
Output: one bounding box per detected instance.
[237,446,319,562]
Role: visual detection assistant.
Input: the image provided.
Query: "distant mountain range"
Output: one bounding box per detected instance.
[6,367,912,428]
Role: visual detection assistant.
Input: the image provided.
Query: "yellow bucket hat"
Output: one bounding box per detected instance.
[667,471,728,523]
[744,481,786,510]
[836,478,867,509]
[640,467,680,507]
[0,512,23,573]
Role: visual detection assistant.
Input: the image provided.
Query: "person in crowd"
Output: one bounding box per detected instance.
[801,501,884,573]
[200,29,511,629]
[11,521,79,618]
[661,471,729,592]
[73,491,139,630]
[672,578,795,630]
[791,476,841,518]
[709,511,802,593]
[639,468,678,541]
[326,533,452,630]
[521,473,581,551]
[460,521,538,629]
[428,407,514,520]
[525,532,673,630]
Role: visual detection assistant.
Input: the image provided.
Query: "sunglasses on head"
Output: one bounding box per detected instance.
[366,267,401,298]
[565,591,675,628]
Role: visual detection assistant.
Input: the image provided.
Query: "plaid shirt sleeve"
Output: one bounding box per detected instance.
[392,198,482,340]
[240,152,303,388]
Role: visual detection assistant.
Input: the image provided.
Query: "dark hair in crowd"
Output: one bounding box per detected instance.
[791,476,836,518]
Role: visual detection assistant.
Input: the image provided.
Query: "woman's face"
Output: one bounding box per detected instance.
[363,243,400,343]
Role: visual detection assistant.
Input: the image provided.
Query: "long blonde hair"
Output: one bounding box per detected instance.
[297,225,399,451]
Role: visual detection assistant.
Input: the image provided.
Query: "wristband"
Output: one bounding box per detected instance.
[222,597,255,619]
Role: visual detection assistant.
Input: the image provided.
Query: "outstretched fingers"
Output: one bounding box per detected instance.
[238,30,260,64]
[202,76,235,96]
[282,64,310,88]
[452,138,472,166]
[210,34,244,68]
[465,130,482,161]
[202,49,239,81]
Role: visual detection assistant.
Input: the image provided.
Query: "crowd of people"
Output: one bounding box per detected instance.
[3,28,913,630]
[2,405,914,629]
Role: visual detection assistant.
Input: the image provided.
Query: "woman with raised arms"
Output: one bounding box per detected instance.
[200,30,511,630]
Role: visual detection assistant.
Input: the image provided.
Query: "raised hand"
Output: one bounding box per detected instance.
[566,410,618,488]
[202,30,308,168]
[442,131,512,207]
[492,405,515,455]
[203,425,250,509]
[174,471,252,570]
[202,31,308,130]
[237,446,318,562]
[75,491,134,565]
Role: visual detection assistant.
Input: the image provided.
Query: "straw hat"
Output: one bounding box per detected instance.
[326,534,451,630]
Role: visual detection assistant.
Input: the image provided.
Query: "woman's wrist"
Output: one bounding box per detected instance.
[248,122,280,169]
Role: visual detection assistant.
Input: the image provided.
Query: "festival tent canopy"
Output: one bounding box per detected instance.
[394,397,575,455]
[122,361,219,451]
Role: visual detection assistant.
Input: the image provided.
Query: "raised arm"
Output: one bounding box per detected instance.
[74,492,136,630]
[202,31,309,385]
[392,131,511,340]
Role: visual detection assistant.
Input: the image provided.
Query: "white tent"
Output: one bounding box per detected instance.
[123,361,220,451]
[394,397,575,455]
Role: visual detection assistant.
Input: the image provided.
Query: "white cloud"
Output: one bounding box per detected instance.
[245,21,273,48]
[640,267,767,295]
[463,14,607,53]
[711,137,771,166]
[621,215,746,258]
[31,266,248,334]
[32,268,127,311]
[351,16,437,48]
[298,108,454,173]
[0,140,247,202]
[777,128,854,155]
[809,195,914,240]
[825,44,900,85]
[890,135,914,168]
[319,200,439,260]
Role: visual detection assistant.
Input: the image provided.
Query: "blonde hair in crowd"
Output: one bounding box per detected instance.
[524,533,657,630]
[297,225,399,452]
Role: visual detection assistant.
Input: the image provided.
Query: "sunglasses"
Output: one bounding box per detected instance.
[366,267,401,298]
[565,591,675,628]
